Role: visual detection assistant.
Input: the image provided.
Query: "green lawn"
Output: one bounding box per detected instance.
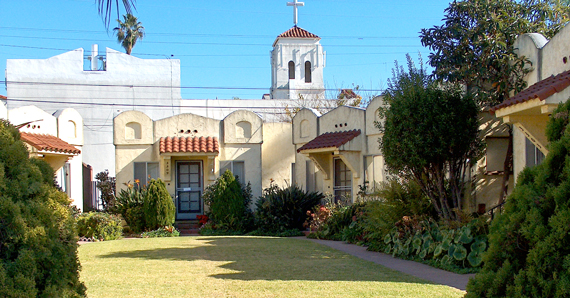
[78,236,464,298]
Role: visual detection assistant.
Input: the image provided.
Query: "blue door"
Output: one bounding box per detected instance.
[175,161,203,220]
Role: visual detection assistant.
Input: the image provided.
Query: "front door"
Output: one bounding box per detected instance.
[176,161,203,220]
[333,158,352,203]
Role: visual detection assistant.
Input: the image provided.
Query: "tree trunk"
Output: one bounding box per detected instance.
[498,125,513,205]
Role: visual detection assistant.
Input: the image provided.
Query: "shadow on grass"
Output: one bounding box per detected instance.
[99,237,433,284]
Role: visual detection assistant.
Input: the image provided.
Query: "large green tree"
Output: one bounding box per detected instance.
[420,0,570,106]
[114,13,145,55]
[378,55,482,221]
[0,120,85,297]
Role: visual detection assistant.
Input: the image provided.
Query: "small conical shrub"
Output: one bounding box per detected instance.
[203,170,253,232]
[143,178,175,230]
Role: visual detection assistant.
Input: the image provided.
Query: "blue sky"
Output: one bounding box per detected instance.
[1,0,451,100]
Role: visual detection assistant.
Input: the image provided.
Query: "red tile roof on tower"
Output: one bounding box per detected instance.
[20,132,81,154]
[491,70,570,113]
[274,26,320,46]
[160,136,219,154]
[297,129,361,153]
[0,95,6,100]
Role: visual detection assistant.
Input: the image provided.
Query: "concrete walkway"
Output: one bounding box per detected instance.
[298,237,474,291]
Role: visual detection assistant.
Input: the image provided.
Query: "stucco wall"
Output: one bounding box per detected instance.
[219,144,263,201]
[154,113,221,142]
[115,145,155,192]
[0,101,7,119]
[292,108,319,144]
[319,106,366,134]
[8,105,58,136]
[223,110,263,144]
[262,122,295,189]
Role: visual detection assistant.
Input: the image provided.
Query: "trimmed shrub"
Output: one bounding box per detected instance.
[255,183,324,232]
[466,100,570,297]
[203,170,253,232]
[0,119,85,297]
[143,179,175,230]
[77,212,122,241]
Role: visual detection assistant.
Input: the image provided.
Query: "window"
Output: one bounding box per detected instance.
[334,158,352,203]
[220,160,245,185]
[62,162,71,197]
[291,163,296,186]
[134,162,159,186]
[305,61,312,83]
[288,61,295,79]
[306,160,315,192]
[526,138,545,167]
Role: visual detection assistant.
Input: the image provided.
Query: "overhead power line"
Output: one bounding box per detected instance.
[0,26,418,40]
[5,98,343,114]
[2,80,385,93]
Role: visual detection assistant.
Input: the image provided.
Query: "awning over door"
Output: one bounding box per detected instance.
[158,136,219,182]
[297,129,362,179]
[20,132,81,171]
[491,70,570,155]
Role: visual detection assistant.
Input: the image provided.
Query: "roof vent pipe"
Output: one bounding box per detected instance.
[91,44,98,71]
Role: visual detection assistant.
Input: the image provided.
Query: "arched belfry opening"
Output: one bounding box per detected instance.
[305,61,312,83]
[288,61,295,79]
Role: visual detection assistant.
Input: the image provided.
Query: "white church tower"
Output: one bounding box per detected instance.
[270,0,326,100]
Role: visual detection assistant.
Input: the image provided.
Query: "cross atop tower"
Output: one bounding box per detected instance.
[287,0,305,26]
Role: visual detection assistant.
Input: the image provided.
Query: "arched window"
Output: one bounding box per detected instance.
[305,61,312,83]
[236,121,252,139]
[125,122,142,140]
[288,61,295,79]
[300,119,309,138]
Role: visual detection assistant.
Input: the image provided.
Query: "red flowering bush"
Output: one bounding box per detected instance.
[196,215,209,225]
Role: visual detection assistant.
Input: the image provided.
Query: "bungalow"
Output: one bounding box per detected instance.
[490,24,570,180]
[4,105,84,209]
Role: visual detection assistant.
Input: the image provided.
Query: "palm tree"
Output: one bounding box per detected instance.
[114,14,145,55]
[97,0,136,29]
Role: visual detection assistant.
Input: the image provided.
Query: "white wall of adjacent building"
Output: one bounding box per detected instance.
[6,45,181,176]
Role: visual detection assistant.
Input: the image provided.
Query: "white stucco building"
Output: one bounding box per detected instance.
[6,45,181,176]
[6,105,84,209]
[270,26,326,100]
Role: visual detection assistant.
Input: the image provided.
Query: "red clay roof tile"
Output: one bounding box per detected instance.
[491,70,570,113]
[277,26,319,39]
[20,132,81,155]
[297,129,361,153]
[159,136,219,154]
[274,26,319,46]
[0,95,6,100]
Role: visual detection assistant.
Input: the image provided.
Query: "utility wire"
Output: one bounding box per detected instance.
[2,81,385,93]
